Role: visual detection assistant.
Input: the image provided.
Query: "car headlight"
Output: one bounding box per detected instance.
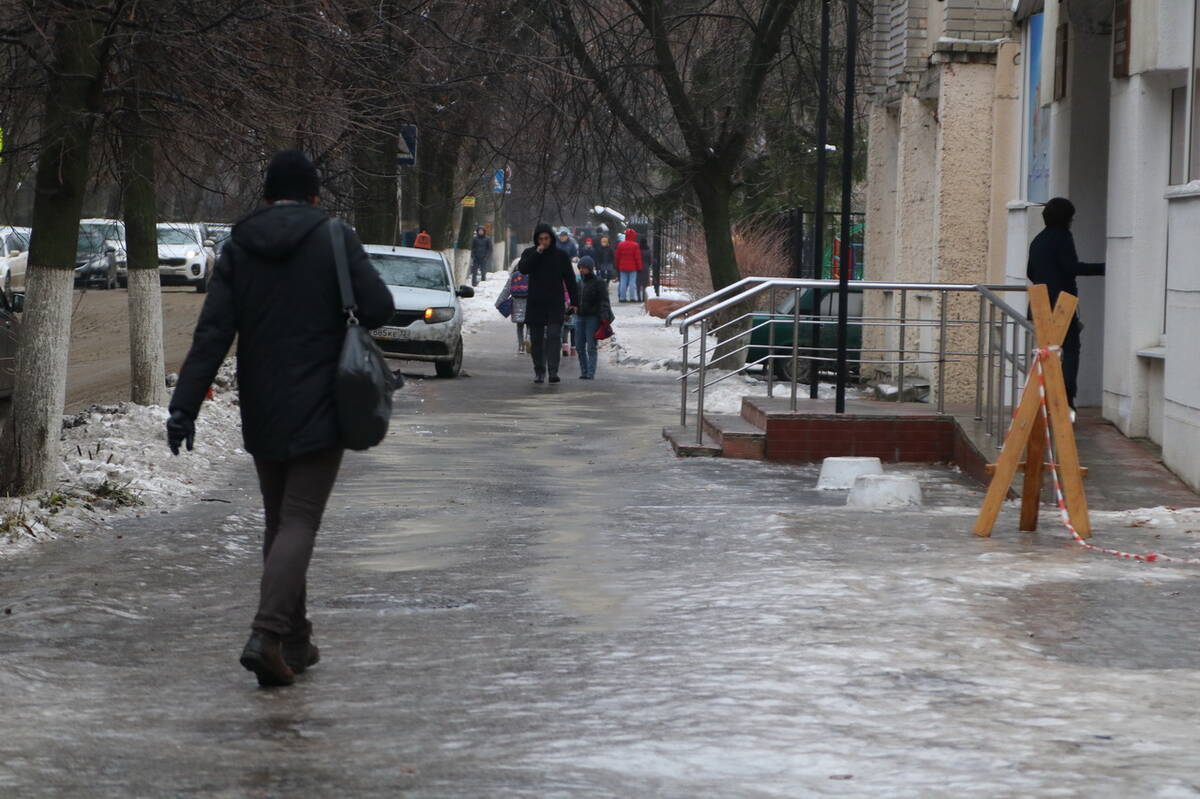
[423,307,454,323]
[185,250,199,258]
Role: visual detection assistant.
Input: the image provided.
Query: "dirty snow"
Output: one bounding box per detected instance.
[0,361,243,557]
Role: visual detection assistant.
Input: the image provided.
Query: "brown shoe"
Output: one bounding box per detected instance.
[283,639,320,674]
[240,632,295,687]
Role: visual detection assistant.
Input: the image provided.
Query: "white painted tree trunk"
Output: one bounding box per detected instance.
[127,268,166,407]
[9,266,74,491]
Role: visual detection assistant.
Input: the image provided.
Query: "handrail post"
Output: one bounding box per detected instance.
[790,287,801,411]
[985,303,996,435]
[696,318,708,446]
[937,290,948,414]
[680,327,689,427]
[766,284,776,398]
[998,311,1008,433]
[897,289,907,402]
[975,293,986,420]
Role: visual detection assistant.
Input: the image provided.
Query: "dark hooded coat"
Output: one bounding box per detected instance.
[1026,225,1104,306]
[518,223,579,325]
[170,203,394,461]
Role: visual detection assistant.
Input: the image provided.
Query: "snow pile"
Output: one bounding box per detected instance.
[460,267,511,336]
[0,361,244,557]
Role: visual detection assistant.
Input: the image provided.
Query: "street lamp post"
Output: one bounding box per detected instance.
[834,0,857,413]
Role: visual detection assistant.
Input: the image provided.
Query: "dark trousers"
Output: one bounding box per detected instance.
[528,318,563,377]
[251,447,344,638]
[1062,317,1082,409]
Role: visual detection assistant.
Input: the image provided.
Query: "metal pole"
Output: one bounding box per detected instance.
[998,311,1008,424]
[985,303,996,435]
[790,287,801,410]
[680,328,689,427]
[811,0,830,404]
[696,318,708,446]
[897,290,907,402]
[936,291,948,414]
[834,0,857,414]
[766,284,777,397]
[975,293,986,420]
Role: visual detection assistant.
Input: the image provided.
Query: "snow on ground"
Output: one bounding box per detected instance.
[0,361,244,558]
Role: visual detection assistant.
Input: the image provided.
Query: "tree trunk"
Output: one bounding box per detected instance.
[454,200,475,286]
[693,168,748,366]
[351,128,399,246]
[6,10,108,493]
[417,128,462,250]
[121,121,166,407]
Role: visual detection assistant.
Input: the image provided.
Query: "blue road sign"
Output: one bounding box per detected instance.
[397,125,418,166]
[492,169,505,194]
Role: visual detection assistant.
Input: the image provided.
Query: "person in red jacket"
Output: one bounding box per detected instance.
[614,228,643,302]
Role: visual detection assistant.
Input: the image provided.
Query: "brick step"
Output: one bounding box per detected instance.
[662,426,721,457]
[702,414,767,460]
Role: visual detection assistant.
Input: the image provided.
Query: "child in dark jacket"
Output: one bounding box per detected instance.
[574,256,614,379]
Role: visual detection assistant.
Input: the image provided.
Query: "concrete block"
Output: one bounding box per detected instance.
[846,474,924,509]
[817,456,884,490]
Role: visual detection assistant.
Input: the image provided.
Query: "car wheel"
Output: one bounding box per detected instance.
[117,275,127,289]
[773,351,814,384]
[435,337,463,378]
[195,271,208,294]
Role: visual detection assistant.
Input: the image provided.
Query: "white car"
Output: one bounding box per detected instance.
[364,244,475,378]
[157,223,216,292]
[79,218,127,283]
[0,226,29,293]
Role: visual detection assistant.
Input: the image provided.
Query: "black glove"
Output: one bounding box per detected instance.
[166,409,195,456]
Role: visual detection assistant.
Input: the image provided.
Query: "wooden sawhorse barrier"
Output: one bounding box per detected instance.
[973,284,1091,538]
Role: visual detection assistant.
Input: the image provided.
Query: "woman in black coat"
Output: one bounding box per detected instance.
[518,222,579,383]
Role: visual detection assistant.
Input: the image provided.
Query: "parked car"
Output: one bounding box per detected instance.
[79,218,127,284]
[156,223,215,292]
[203,223,232,256]
[364,244,475,378]
[0,226,30,293]
[74,229,119,289]
[0,286,21,399]
[746,286,864,383]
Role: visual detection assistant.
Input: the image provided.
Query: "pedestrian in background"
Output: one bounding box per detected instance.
[518,223,579,383]
[596,236,615,282]
[495,264,530,353]
[557,228,578,259]
[615,227,643,302]
[579,237,597,266]
[414,228,432,249]
[1026,196,1105,417]
[574,256,613,380]
[469,225,492,287]
[167,150,394,688]
[637,229,652,301]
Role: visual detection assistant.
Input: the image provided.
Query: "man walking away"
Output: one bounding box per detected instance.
[615,228,643,302]
[1026,196,1104,417]
[166,150,394,688]
[519,223,579,383]
[469,225,492,287]
[596,236,615,281]
[575,256,613,379]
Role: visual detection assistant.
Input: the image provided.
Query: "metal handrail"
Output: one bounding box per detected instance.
[670,276,1037,448]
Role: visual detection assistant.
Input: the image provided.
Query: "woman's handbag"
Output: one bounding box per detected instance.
[496,295,513,318]
[595,318,614,340]
[330,220,397,450]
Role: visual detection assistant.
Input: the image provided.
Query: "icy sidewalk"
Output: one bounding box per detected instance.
[0,362,243,557]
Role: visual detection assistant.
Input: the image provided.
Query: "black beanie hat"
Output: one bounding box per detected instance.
[263,150,320,202]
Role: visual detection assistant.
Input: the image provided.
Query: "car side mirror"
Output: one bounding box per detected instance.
[8,250,19,258]
[456,285,475,299]
[10,292,24,313]
[203,240,215,248]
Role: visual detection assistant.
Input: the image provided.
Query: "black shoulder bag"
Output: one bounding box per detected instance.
[330,219,398,450]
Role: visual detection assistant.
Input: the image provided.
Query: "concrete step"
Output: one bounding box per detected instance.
[702,414,767,460]
[663,426,721,457]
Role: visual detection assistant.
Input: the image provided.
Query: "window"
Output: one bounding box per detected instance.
[1054,23,1068,101]
[1025,14,1050,202]
[1113,0,1131,78]
[1171,87,1187,185]
[1191,3,1200,180]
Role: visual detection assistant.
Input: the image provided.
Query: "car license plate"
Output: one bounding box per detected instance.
[372,326,410,341]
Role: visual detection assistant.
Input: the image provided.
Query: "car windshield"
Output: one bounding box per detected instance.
[158,227,198,246]
[81,222,121,240]
[369,253,449,290]
[77,231,104,254]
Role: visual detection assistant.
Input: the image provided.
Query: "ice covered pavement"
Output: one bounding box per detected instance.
[2,295,1200,796]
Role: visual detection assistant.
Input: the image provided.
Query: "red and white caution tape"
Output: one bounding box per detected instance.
[1031,348,1200,565]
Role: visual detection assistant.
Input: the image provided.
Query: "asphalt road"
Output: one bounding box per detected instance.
[65,286,205,412]
[3,304,1200,796]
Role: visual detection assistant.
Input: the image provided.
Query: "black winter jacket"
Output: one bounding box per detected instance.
[577,274,613,321]
[170,203,394,461]
[518,223,580,325]
[470,234,492,266]
[1026,226,1104,306]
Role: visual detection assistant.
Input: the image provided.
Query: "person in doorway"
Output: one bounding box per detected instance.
[518,223,579,383]
[596,236,615,282]
[469,225,492,287]
[413,228,432,249]
[574,256,614,379]
[1026,196,1105,416]
[614,227,643,302]
[556,228,578,259]
[166,150,395,688]
[495,263,530,352]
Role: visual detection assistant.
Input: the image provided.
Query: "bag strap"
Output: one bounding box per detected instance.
[328,219,358,326]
